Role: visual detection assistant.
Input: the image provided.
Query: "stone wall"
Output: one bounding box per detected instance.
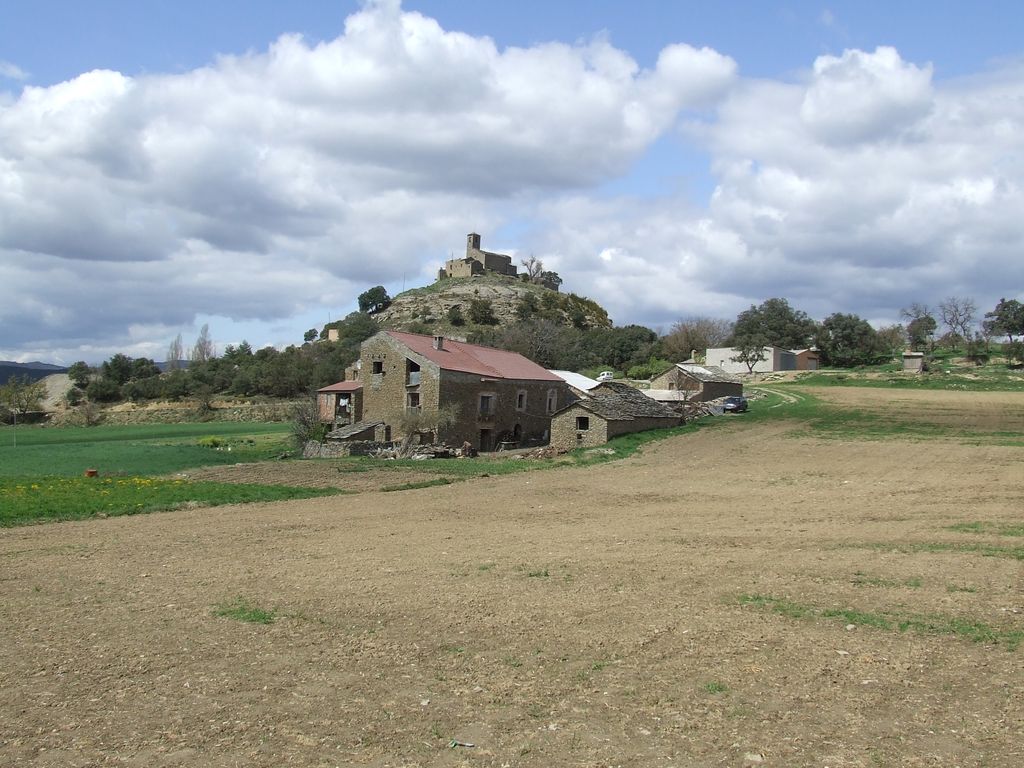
[358,332,570,451]
[550,404,610,452]
[360,333,442,439]
[436,371,567,450]
[303,440,393,458]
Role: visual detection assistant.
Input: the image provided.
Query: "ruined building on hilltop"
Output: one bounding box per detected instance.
[439,233,519,280]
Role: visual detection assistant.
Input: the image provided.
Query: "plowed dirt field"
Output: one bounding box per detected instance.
[2,388,1022,767]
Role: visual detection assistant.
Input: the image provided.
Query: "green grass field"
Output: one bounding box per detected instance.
[0,422,324,526]
[0,475,346,526]
[0,422,291,477]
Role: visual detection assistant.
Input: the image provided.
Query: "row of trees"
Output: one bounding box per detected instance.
[722,296,1024,371]
[52,293,1022,414]
[64,313,381,407]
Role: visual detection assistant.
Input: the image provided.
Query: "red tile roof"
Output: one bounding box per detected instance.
[385,331,562,381]
[318,380,363,393]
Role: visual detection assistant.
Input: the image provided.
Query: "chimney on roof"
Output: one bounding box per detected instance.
[433,335,445,351]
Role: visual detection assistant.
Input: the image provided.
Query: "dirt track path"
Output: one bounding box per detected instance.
[2,409,1023,767]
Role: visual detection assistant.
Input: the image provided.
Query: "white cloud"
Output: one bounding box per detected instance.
[800,46,934,144]
[0,61,29,81]
[0,1,737,361]
[2,3,1022,364]
[514,52,1024,331]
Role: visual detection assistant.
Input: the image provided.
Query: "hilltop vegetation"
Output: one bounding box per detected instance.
[371,274,611,335]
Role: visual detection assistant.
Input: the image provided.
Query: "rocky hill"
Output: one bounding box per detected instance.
[373,275,611,335]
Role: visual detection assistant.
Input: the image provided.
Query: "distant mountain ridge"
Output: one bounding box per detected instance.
[1,361,69,385]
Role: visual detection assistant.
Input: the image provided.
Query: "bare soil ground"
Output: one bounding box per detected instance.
[2,388,1022,767]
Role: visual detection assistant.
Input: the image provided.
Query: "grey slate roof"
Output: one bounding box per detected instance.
[673,363,741,383]
[562,381,679,421]
[326,420,383,440]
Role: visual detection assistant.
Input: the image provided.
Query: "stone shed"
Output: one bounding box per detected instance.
[649,363,742,402]
[549,381,681,452]
[317,380,363,425]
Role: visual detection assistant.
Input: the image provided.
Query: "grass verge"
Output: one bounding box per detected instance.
[742,388,1024,445]
[948,521,1024,537]
[849,541,1024,561]
[739,594,1022,649]
[0,476,348,526]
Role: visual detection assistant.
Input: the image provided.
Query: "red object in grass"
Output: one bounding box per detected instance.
[84,469,98,478]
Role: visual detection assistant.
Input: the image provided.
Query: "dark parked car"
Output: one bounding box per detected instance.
[723,396,748,413]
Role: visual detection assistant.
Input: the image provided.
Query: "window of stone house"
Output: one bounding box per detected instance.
[372,361,384,375]
[406,359,420,385]
[516,390,527,411]
[545,389,557,414]
[576,416,590,431]
[407,392,420,410]
[479,393,494,416]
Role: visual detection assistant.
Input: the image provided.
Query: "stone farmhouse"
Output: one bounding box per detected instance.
[705,346,820,374]
[549,381,681,452]
[439,233,519,280]
[649,363,742,402]
[327,331,572,451]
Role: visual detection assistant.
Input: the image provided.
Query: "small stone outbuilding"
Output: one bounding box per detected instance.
[317,380,363,425]
[549,381,681,452]
[902,351,925,373]
[649,363,742,402]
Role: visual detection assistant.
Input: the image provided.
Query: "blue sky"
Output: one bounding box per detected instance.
[2,1,1022,363]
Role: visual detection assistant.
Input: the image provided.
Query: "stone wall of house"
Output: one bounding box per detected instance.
[437,370,567,450]
[360,334,442,440]
[549,405,610,453]
[699,381,742,401]
[606,415,681,441]
[358,331,569,451]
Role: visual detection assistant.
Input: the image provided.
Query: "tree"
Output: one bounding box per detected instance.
[938,297,977,350]
[0,375,46,416]
[732,298,817,350]
[520,255,544,282]
[303,328,319,343]
[166,334,184,370]
[815,313,886,367]
[190,324,215,364]
[900,303,937,351]
[875,324,908,358]
[101,353,134,386]
[468,298,499,325]
[396,404,460,457]
[1004,340,1024,366]
[731,335,769,374]
[539,271,563,291]
[662,317,734,362]
[984,298,1024,343]
[67,361,92,389]
[131,357,161,380]
[86,377,122,403]
[447,305,465,326]
[358,286,392,314]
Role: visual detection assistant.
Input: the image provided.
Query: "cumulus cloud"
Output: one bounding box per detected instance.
[800,46,934,143]
[2,1,1022,364]
[537,51,1023,330]
[0,0,737,361]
